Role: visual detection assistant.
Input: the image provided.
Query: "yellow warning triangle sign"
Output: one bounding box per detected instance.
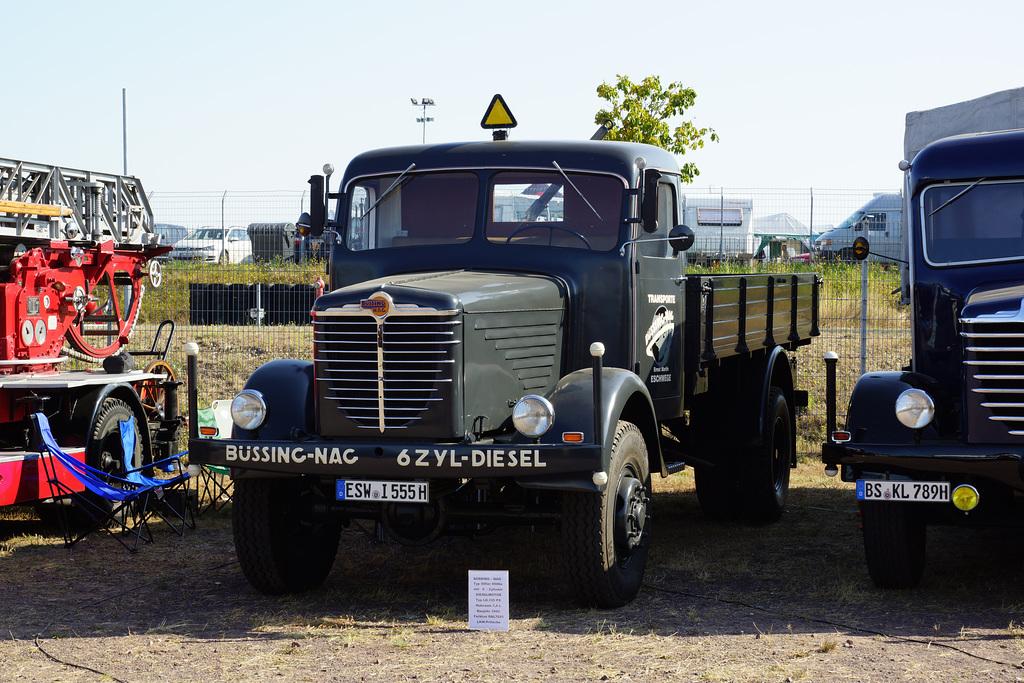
[481,94,517,129]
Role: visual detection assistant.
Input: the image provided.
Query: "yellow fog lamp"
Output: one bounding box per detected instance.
[952,484,980,512]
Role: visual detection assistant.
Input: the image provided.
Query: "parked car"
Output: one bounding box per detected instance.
[172,226,253,265]
[153,223,188,261]
[814,193,902,262]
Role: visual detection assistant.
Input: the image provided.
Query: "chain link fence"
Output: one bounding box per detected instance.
[139,188,907,456]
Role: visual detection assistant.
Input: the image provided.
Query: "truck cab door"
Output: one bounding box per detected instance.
[633,177,685,415]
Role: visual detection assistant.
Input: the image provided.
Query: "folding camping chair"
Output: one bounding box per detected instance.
[119,415,196,534]
[34,413,192,552]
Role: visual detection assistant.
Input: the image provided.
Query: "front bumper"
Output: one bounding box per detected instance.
[822,441,1024,490]
[188,437,605,489]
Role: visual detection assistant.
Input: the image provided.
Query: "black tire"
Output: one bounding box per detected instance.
[233,477,341,594]
[88,397,144,474]
[561,421,651,608]
[861,500,926,588]
[73,397,145,522]
[738,387,792,524]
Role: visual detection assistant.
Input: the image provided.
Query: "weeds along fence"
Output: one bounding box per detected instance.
[133,188,907,457]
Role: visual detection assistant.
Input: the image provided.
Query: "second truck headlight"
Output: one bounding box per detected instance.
[895,388,935,429]
[512,395,555,438]
[231,390,268,431]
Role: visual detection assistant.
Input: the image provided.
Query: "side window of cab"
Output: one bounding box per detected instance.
[639,180,677,258]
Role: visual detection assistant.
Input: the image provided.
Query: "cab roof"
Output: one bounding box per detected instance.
[340,139,680,185]
[910,128,1024,194]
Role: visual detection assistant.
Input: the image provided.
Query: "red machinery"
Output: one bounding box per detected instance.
[0,157,181,508]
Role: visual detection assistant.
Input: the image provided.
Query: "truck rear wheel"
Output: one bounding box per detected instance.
[561,421,650,608]
[233,477,341,594]
[861,500,926,588]
[738,387,791,524]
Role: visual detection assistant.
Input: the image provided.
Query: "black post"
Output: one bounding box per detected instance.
[825,351,838,443]
[186,343,199,440]
[591,342,605,447]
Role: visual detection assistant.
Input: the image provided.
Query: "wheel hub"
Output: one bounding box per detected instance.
[614,474,648,556]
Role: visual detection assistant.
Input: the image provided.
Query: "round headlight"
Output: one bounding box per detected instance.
[895,388,935,430]
[512,395,555,439]
[231,390,267,431]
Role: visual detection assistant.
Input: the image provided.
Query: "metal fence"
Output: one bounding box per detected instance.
[138,188,908,456]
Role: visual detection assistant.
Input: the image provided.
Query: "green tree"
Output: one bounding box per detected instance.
[595,74,718,183]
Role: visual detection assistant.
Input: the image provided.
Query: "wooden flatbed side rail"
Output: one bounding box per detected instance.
[685,273,820,371]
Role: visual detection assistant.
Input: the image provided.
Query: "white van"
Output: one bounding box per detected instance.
[683,195,754,260]
[815,193,902,262]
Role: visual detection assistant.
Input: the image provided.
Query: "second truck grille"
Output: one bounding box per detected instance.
[962,306,1024,438]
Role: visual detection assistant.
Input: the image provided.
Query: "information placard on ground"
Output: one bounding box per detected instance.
[468,570,509,631]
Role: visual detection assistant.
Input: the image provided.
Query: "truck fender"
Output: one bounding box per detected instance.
[70,383,153,462]
[544,366,662,478]
[688,346,795,460]
[761,346,797,465]
[235,359,316,441]
[845,370,955,444]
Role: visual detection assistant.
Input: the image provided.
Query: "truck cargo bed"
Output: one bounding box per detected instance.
[684,272,819,369]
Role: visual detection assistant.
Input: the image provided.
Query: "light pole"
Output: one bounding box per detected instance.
[411,97,435,143]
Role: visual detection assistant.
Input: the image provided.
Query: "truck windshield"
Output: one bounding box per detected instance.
[345,172,478,251]
[344,170,623,252]
[485,171,622,250]
[923,180,1024,265]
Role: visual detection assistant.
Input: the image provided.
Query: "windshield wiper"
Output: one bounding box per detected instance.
[928,178,985,217]
[359,163,416,220]
[552,161,602,221]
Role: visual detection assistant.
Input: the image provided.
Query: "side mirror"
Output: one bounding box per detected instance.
[307,175,326,236]
[640,169,661,233]
[852,236,870,260]
[669,224,695,253]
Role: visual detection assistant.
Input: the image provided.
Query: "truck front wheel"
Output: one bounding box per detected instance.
[233,477,341,594]
[861,500,926,588]
[561,421,651,608]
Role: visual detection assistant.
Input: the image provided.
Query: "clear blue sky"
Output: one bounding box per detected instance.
[5,0,1022,194]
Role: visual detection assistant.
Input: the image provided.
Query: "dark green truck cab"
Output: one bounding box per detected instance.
[189,134,819,607]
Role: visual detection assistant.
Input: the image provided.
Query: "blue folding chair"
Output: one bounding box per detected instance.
[34,413,191,552]
[119,415,195,536]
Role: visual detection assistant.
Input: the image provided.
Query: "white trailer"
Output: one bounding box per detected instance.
[682,194,754,261]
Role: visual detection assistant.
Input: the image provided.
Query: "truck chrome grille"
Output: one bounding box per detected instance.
[962,305,1024,437]
[314,306,460,432]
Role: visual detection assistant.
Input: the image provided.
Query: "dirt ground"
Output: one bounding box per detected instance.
[3,463,1024,682]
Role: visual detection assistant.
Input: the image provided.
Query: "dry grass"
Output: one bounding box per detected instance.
[3,464,1023,681]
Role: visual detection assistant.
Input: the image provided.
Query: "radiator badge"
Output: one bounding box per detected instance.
[360,292,392,319]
